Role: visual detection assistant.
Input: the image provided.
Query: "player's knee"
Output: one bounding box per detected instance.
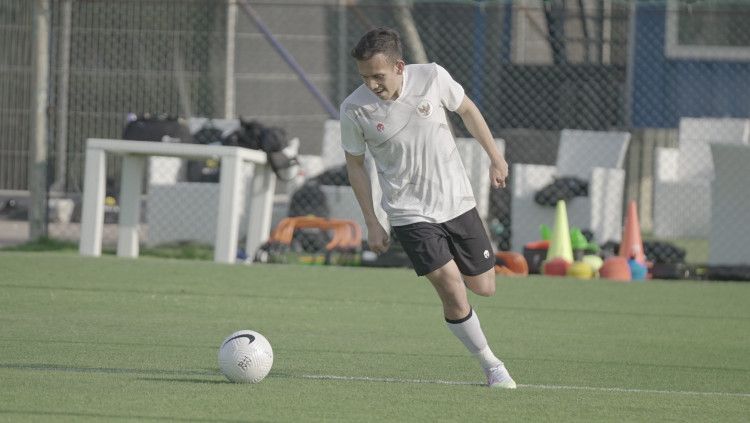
[473,281,495,297]
[466,271,496,296]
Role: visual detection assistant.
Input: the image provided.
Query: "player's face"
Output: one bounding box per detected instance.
[356,53,405,101]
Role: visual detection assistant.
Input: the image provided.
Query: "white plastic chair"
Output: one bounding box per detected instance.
[510,129,631,251]
[708,143,750,265]
[653,118,750,238]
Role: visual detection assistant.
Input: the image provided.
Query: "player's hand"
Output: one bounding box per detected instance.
[367,223,390,254]
[490,158,509,189]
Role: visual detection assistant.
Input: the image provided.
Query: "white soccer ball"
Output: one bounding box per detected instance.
[218,330,273,383]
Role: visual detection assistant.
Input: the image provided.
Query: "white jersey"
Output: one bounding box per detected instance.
[340,63,476,226]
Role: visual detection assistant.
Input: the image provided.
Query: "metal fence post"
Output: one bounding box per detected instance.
[29,0,51,240]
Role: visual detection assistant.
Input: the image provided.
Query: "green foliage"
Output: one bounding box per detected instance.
[2,239,214,261]
[139,242,214,261]
[0,237,78,252]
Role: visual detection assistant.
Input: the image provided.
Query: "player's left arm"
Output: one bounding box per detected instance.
[455,96,508,188]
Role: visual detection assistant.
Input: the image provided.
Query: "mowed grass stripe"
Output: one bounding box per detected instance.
[301,374,750,398]
[3,337,748,374]
[1,252,749,422]
[2,363,747,398]
[2,281,747,323]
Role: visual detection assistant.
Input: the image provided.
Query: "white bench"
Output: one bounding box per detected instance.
[79,138,276,264]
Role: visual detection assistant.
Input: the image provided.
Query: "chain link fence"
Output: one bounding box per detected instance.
[1,0,749,272]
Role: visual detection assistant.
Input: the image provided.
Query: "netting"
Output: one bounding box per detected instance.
[1,0,749,268]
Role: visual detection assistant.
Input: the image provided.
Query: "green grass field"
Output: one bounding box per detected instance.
[1,252,748,422]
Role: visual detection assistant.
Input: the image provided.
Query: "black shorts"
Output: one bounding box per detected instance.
[392,208,494,277]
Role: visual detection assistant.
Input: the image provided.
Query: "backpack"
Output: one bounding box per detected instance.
[240,119,299,181]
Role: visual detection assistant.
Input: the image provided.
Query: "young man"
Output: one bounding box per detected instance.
[340,27,516,389]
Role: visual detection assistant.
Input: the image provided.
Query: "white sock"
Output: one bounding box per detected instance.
[445,308,503,371]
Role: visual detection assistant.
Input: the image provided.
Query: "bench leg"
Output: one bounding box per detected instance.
[215,155,243,263]
[79,147,106,257]
[117,154,145,258]
[245,164,276,263]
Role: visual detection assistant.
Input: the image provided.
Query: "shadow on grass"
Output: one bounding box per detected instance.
[138,377,231,385]
[0,362,217,377]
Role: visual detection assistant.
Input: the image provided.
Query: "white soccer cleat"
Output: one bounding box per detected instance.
[485,364,517,389]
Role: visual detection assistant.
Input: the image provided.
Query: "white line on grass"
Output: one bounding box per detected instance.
[303,374,477,386]
[301,374,750,398]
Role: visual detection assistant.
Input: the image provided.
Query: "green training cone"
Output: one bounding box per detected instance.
[546,200,574,263]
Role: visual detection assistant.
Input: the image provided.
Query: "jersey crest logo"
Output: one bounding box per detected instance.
[376,122,385,132]
[416,99,433,118]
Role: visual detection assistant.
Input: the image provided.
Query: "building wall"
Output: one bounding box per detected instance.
[631,4,750,128]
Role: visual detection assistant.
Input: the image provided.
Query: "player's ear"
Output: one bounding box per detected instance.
[395,60,405,75]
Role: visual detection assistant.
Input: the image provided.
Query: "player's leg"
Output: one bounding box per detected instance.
[441,209,497,297]
[425,260,516,389]
[424,259,471,320]
[425,260,496,366]
[463,267,496,297]
[392,219,516,388]
[438,209,517,388]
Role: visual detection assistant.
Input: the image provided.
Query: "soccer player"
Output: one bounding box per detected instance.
[340,27,516,389]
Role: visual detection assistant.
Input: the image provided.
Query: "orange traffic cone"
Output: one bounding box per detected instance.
[619,201,645,264]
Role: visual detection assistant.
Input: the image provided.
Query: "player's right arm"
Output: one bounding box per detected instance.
[345,152,390,254]
[340,106,390,254]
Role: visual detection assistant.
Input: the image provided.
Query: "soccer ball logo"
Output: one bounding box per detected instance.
[218,330,273,383]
